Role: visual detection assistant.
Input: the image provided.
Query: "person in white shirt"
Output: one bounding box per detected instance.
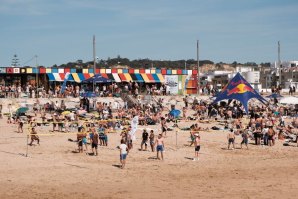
[118,139,128,169]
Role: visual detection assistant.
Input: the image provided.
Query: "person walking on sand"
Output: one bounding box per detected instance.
[91,128,99,156]
[240,128,249,149]
[29,127,39,146]
[161,117,167,137]
[17,117,23,133]
[155,134,164,160]
[227,129,235,150]
[193,133,200,161]
[268,126,276,146]
[118,139,128,169]
[149,130,155,152]
[141,129,149,151]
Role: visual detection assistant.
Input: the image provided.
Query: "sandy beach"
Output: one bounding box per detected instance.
[0,96,298,199]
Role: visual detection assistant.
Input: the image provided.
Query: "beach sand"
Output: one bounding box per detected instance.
[0,97,298,199]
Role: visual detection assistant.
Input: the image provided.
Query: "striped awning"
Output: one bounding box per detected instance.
[101,73,120,82]
[72,73,94,83]
[118,73,133,82]
[156,74,165,83]
[47,73,65,82]
[130,74,144,82]
[141,74,164,83]
[112,74,121,82]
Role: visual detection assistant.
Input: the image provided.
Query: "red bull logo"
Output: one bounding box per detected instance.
[227,83,255,96]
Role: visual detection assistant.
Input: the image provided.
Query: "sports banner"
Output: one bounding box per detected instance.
[165,75,178,94]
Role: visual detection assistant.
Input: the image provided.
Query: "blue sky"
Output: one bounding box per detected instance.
[0,0,297,67]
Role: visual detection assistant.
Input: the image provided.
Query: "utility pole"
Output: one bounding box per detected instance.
[93,35,96,92]
[35,55,38,97]
[197,40,200,95]
[278,41,281,87]
[11,54,19,67]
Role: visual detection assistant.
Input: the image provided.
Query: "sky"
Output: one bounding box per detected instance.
[0,0,297,67]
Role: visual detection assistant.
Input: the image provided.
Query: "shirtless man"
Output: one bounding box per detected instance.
[155,134,164,160]
[29,127,40,146]
[161,117,167,137]
[268,126,276,146]
[227,129,235,150]
[91,128,99,156]
[193,133,200,161]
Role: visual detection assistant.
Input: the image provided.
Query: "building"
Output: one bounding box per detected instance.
[0,66,199,95]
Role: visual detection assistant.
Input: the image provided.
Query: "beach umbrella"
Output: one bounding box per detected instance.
[62,111,71,115]
[16,107,29,114]
[266,93,284,99]
[80,92,97,98]
[169,109,181,118]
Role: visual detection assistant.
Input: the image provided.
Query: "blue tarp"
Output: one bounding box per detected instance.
[212,73,267,113]
[81,74,111,83]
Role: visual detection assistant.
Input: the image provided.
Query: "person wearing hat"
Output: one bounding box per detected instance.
[193,133,200,161]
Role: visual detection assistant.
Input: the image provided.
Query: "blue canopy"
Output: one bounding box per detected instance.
[212,73,267,113]
[81,74,111,83]
[80,92,97,98]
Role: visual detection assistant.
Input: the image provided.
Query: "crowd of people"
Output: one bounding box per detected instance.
[1,83,297,169]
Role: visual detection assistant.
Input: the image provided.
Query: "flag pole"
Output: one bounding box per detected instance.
[197,40,200,95]
[93,35,96,93]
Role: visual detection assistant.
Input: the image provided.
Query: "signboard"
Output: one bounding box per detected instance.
[13,68,20,73]
[165,75,178,94]
[0,68,6,73]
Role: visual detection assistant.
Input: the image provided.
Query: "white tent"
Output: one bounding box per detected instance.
[279,96,298,104]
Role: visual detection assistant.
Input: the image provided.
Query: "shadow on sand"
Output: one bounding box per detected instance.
[112,164,122,169]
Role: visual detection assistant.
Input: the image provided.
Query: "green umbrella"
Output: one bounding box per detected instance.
[16,107,29,115]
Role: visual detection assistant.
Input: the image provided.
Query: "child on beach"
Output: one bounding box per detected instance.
[193,133,200,161]
[118,139,128,169]
[77,131,84,153]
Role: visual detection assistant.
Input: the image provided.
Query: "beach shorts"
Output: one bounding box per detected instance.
[241,139,248,145]
[162,127,167,132]
[156,145,164,152]
[82,138,87,144]
[195,146,201,152]
[141,140,147,146]
[78,140,83,147]
[92,143,98,149]
[120,154,127,160]
[104,135,108,142]
[228,138,234,144]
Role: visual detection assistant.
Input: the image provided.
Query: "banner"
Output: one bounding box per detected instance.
[129,115,138,141]
[165,75,178,94]
[60,72,70,94]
